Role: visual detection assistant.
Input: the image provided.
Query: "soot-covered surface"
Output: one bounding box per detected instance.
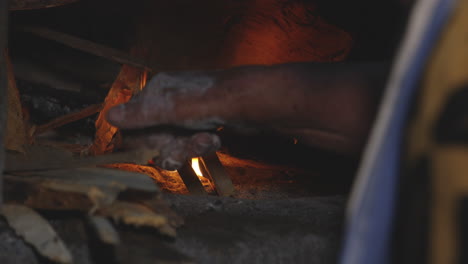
[164,194,345,264]
[0,194,345,264]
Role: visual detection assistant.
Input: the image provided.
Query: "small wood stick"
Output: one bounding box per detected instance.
[200,153,234,197]
[177,161,207,195]
[34,103,103,136]
[18,26,155,72]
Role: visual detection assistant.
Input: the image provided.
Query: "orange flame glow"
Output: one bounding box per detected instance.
[191,157,204,177]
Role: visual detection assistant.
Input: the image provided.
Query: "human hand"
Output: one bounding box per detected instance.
[107,71,227,170]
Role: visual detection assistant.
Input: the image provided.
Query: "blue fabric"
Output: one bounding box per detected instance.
[339,1,457,264]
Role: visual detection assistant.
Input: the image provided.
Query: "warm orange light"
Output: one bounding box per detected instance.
[191,157,204,177]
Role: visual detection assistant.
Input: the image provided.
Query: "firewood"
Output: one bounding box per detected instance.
[18,26,155,72]
[200,153,235,197]
[5,51,28,153]
[0,0,8,205]
[177,161,208,195]
[88,65,146,155]
[34,103,103,136]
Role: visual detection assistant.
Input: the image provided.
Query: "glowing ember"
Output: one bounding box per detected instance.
[190,157,216,193]
[191,157,204,177]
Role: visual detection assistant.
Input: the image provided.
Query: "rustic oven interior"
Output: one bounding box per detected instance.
[1,0,408,263]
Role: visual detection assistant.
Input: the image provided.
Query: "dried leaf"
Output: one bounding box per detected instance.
[2,204,73,264]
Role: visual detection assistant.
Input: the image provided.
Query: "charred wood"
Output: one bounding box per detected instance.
[34,103,102,136]
[88,65,145,155]
[0,0,9,206]
[5,51,28,153]
[10,32,121,95]
[200,154,234,197]
[18,26,155,72]
[17,78,103,140]
[177,161,208,196]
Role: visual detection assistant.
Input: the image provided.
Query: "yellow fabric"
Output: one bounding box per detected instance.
[406,1,468,263]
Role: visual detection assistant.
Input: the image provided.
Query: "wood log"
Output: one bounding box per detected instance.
[0,0,9,206]
[18,26,155,72]
[88,65,145,155]
[200,153,234,197]
[34,103,103,136]
[177,161,207,195]
[5,51,28,153]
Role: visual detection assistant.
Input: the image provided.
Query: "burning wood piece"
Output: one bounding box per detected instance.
[5,51,28,153]
[15,26,149,156]
[106,163,190,194]
[88,65,146,155]
[18,26,155,72]
[177,161,208,196]
[200,153,235,197]
[34,103,103,136]
[2,204,73,264]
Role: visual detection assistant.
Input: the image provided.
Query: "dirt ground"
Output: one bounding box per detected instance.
[0,193,345,264]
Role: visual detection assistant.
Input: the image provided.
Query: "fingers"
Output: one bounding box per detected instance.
[106,71,218,130]
[106,73,177,129]
[107,100,148,129]
[106,71,223,170]
[189,133,221,156]
[122,132,221,170]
